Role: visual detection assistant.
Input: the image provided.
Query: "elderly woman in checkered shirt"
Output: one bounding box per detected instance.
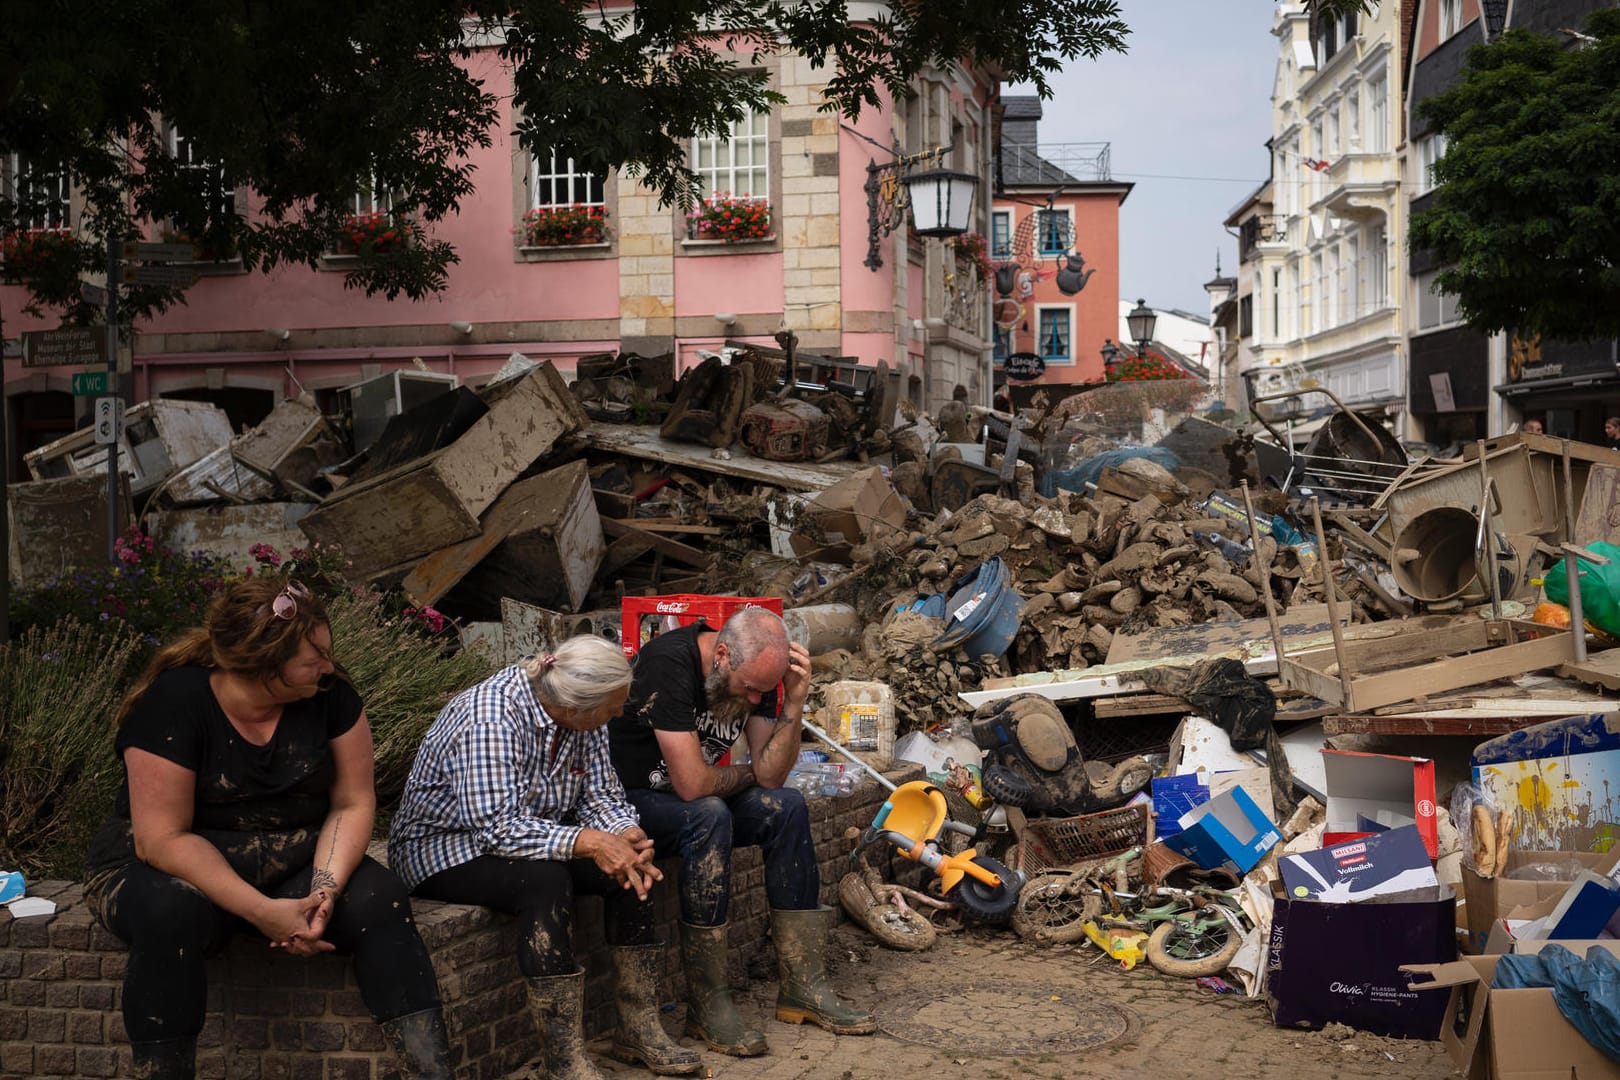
[389,636,700,1079]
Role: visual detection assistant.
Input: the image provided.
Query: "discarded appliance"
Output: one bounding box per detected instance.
[335,368,459,454]
[6,474,132,588]
[737,398,831,461]
[24,398,233,497]
[145,502,314,573]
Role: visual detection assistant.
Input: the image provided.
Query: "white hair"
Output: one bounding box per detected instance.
[521,635,631,711]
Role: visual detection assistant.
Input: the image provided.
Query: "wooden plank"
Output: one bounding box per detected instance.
[1560,647,1620,692]
[300,362,587,579]
[1105,604,1333,666]
[1574,464,1620,546]
[581,422,862,492]
[1322,715,1545,737]
[599,534,657,578]
[605,518,727,535]
[600,517,711,568]
[1091,693,1188,719]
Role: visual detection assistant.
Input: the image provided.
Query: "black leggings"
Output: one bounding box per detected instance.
[94,856,440,1042]
[413,855,657,977]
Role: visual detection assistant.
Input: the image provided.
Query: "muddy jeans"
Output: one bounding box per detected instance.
[626,785,819,926]
[90,856,440,1043]
[413,855,657,977]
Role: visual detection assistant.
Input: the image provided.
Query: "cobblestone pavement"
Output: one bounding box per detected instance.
[585,924,1460,1080]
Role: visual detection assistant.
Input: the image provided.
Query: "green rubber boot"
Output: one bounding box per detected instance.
[678,922,767,1057]
[771,907,878,1035]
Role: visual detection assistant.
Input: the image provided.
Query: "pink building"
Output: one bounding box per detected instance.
[988,97,1130,391]
[3,47,1000,479]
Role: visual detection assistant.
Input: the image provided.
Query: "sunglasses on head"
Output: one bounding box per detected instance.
[268,580,313,620]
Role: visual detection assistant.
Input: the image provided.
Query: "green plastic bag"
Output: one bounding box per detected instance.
[1544,541,1620,638]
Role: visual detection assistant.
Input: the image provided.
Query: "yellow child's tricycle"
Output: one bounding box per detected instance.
[856,780,1023,924]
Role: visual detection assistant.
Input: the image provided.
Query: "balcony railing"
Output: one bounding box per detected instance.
[1238,214,1289,259]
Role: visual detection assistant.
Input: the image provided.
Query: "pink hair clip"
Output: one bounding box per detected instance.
[543,654,558,668]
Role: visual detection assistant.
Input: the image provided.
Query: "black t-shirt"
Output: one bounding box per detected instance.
[609,621,777,792]
[84,666,364,888]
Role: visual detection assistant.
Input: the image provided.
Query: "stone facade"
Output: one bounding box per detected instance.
[0,783,886,1079]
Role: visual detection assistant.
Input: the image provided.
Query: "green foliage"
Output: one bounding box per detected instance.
[0,620,143,879]
[324,590,496,812]
[9,525,232,664]
[1409,9,1620,339]
[1,0,1131,320]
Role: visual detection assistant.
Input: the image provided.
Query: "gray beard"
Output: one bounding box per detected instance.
[704,665,751,729]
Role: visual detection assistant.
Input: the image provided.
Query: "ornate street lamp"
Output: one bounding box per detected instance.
[1099,339,1124,367]
[1127,298,1158,358]
[864,149,980,270]
[903,169,979,237]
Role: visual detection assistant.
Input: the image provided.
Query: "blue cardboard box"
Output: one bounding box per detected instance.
[1151,774,1210,839]
[1162,785,1281,876]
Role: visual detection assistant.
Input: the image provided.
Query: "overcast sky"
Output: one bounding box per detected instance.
[1009,1,1279,320]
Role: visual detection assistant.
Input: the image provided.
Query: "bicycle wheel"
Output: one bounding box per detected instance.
[1011,872,1101,945]
[1145,917,1242,978]
[866,904,938,951]
[950,856,1020,925]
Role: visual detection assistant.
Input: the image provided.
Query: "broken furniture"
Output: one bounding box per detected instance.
[24,398,233,498]
[298,361,588,581]
[334,368,459,454]
[5,473,133,588]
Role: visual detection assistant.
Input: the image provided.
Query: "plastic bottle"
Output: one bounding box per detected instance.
[1191,530,1252,564]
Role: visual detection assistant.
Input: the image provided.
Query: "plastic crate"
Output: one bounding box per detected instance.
[620,594,783,657]
[1009,803,1151,875]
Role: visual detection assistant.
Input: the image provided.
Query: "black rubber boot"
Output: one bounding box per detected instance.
[526,971,608,1080]
[678,922,767,1056]
[608,944,703,1075]
[771,907,878,1035]
[129,1038,196,1080]
[378,1008,453,1079]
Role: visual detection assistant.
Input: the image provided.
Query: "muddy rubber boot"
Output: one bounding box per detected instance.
[130,1038,196,1080]
[378,1008,453,1079]
[770,907,878,1035]
[526,971,608,1080]
[607,944,703,1075]
[678,922,767,1057]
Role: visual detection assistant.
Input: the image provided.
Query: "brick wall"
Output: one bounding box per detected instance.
[0,782,887,1080]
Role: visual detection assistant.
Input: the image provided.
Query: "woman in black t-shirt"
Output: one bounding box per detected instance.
[82,578,450,1079]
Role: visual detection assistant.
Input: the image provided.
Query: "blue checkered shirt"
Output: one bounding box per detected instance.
[387,665,640,890]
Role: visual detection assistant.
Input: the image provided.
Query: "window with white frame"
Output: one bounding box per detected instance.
[352,174,394,216]
[1347,89,1361,151]
[1365,223,1388,309]
[1036,207,1072,255]
[1440,0,1462,39]
[1366,69,1388,153]
[1310,117,1326,201]
[1272,267,1283,339]
[990,210,1012,259]
[1344,234,1360,321]
[169,127,233,223]
[1416,133,1447,195]
[1327,103,1341,157]
[530,150,604,209]
[1037,307,1072,362]
[692,108,769,201]
[1416,267,1461,329]
[5,155,71,230]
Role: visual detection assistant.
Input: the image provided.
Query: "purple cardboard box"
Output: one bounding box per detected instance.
[1268,885,1456,1039]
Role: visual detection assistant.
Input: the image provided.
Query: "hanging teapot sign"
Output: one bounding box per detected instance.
[1001,352,1047,382]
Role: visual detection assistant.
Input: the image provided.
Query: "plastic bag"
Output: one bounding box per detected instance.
[1543,541,1620,639]
[1451,782,1512,878]
[1504,860,1590,882]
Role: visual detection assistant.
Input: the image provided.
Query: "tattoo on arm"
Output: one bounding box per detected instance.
[312,816,341,894]
[709,763,756,799]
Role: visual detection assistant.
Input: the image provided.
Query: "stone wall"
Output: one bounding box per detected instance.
[0,782,886,1079]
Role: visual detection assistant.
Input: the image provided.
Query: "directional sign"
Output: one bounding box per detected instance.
[122,240,195,262]
[22,327,107,368]
[123,264,198,288]
[71,371,111,396]
[94,397,125,445]
[79,281,109,307]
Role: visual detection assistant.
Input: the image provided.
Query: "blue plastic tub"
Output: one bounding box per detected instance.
[928,557,1025,660]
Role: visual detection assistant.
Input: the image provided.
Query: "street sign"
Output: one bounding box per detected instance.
[123,264,198,288]
[94,397,125,445]
[80,281,109,307]
[71,371,111,396]
[21,327,107,369]
[1002,351,1047,382]
[122,240,195,262]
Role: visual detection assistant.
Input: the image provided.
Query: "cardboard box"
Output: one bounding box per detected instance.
[1270,885,1457,1039]
[1404,942,1620,1080]
[1162,785,1280,877]
[1462,848,1620,953]
[1279,824,1440,903]
[1321,748,1439,859]
[1152,767,1274,840]
[1471,711,1620,852]
[789,466,907,560]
